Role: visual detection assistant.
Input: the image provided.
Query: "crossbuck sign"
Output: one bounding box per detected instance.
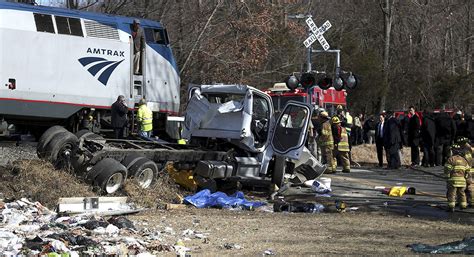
[303,17,332,50]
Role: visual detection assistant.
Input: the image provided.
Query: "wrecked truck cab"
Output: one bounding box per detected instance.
[183,84,325,187]
[38,84,325,194]
[183,84,272,153]
[183,84,310,156]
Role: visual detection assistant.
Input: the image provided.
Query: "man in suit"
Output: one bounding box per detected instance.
[375,113,385,167]
[435,111,457,165]
[421,110,436,167]
[407,106,422,166]
[384,111,403,169]
[111,95,128,139]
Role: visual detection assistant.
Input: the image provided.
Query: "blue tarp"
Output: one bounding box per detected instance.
[184,189,266,210]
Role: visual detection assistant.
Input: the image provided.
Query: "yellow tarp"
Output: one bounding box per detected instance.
[388,186,407,197]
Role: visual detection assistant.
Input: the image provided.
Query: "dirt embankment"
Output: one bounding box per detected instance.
[351,144,411,166]
[0,159,186,209]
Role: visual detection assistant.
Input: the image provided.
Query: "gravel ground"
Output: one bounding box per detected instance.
[2,138,472,255]
[130,208,474,255]
[0,141,38,166]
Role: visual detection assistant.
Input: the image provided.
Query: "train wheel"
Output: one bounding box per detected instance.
[271,156,286,188]
[43,131,78,170]
[90,158,127,194]
[128,158,159,189]
[37,126,67,158]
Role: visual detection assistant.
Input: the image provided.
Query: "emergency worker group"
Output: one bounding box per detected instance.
[309,105,353,174]
[308,105,473,212]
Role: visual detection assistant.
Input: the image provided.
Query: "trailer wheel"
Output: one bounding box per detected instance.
[194,175,217,193]
[272,156,286,188]
[75,129,91,139]
[43,131,78,170]
[77,131,105,141]
[90,158,127,194]
[128,158,159,189]
[121,154,145,169]
[37,126,67,158]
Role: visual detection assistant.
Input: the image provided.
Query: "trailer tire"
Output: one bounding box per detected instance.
[271,156,286,188]
[89,158,127,194]
[78,131,105,141]
[43,131,78,170]
[75,129,91,139]
[194,175,217,193]
[121,154,145,169]
[128,158,159,189]
[37,126,67,158]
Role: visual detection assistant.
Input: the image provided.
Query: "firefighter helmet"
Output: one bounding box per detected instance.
[319,111,329,118]
[456,137,469,145]
[331,116,341,124]
[451,144,465,156]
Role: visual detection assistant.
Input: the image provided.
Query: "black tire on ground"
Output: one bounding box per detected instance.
[128,158,159,189]
[37,126,67,158]
[78,131,105,141]
[42,131,78,169]
[75,129,91,139]
[90,158,128,194]
[194,175,217,193]
[272,156,286,188]
[121,154,146,169]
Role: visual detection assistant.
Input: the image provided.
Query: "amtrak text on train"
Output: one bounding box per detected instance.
[87,48,125,57]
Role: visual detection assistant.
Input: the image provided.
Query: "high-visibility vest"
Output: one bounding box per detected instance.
[137,104,153,132]
[345,113,353,135]
[338,127,350,152]
[444,155,469,187]
[318,120,334,149]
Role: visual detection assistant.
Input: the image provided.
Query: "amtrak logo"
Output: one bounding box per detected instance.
[78,57,124,86]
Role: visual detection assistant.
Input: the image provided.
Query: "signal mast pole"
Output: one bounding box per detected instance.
[287,14,313,73]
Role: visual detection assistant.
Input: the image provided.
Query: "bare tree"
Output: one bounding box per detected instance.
[379,0,396,113]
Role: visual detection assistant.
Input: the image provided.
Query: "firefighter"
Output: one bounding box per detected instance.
[444,144,471,212]
[317,111,335,173]
[137,98,153,140]
[337,104,353,162]
[331,116,351,173]
[457,137,473,206]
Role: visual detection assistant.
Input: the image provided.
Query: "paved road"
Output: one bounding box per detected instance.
[280,166,474,224]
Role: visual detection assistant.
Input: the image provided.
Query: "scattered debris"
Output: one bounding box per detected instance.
[264,249,276,255]
[223,242,242,250]
[0,198,206,255]
[166,203,187,210]
[273,201,324,213]
[335,200,346,213]
[311,179,332,194]
[58,197,141,215]
[409,236,474,254]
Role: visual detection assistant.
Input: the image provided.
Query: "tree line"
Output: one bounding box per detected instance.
[20,0,474,115]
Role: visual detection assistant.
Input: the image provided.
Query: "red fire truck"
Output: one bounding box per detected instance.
[265,83,347,115]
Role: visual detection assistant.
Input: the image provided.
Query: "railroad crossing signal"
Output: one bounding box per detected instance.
[303,18,331,50]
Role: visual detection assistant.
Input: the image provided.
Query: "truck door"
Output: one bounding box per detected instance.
[270,101,312,160]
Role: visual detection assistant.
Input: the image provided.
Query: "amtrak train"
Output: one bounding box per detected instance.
[0,1,180,136]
